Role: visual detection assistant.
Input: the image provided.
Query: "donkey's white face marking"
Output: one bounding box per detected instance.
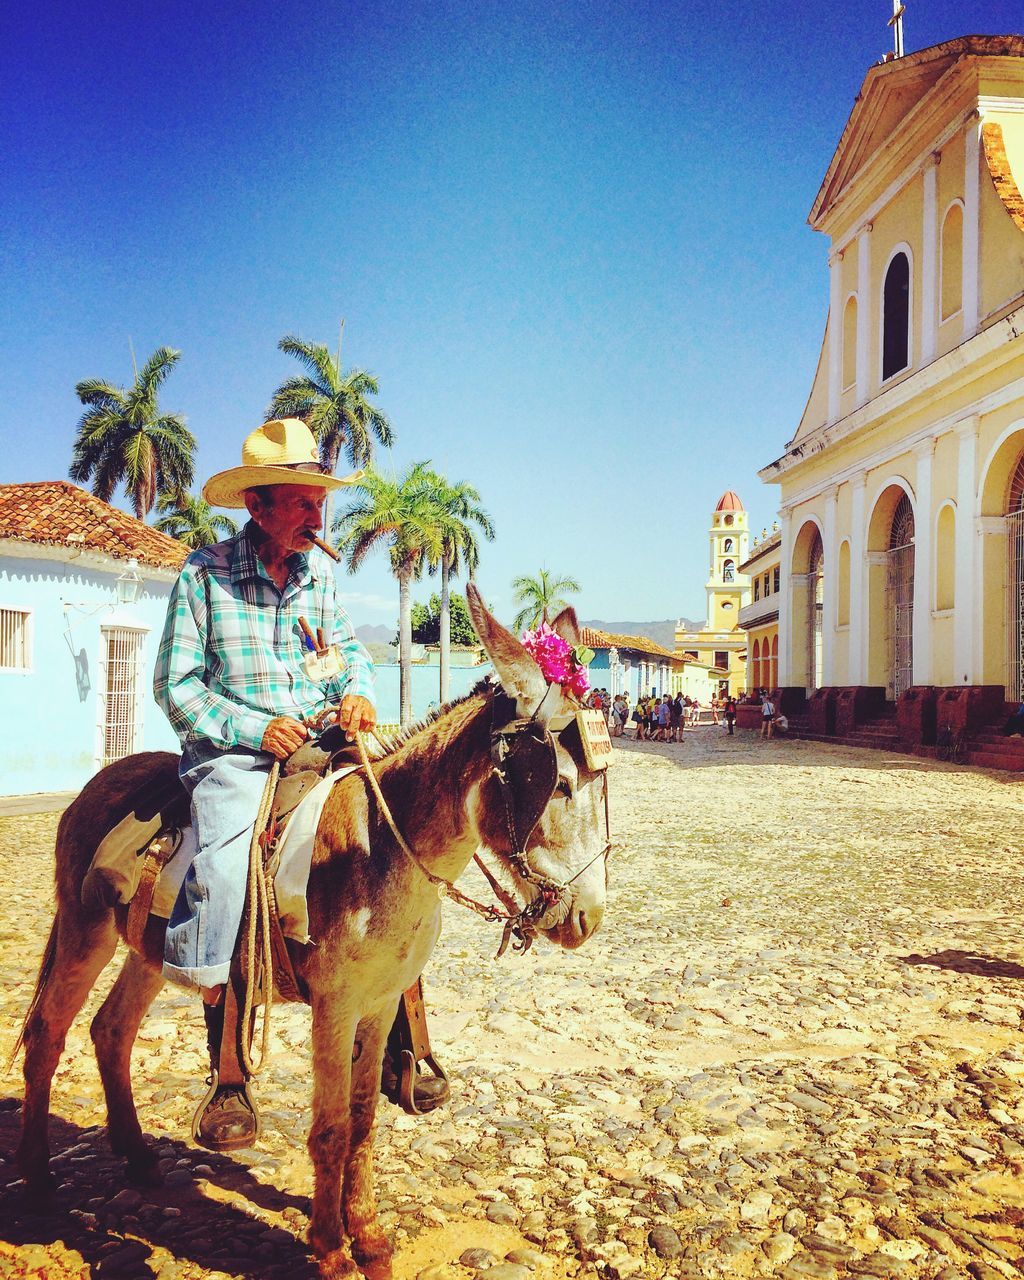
[347,907,373,938]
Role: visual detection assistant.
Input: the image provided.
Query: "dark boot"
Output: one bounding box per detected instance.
[380,1048,450,1113]
[192,1001,261,1152]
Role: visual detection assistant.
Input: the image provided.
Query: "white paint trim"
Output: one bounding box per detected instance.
[912,445,934,683]
[848,475,867,683]
[963,118,981,340]
[0,539,180,582]
[828,253,844,422]
[922,160,939,364]
[976,415,1024,517]
[879,242,915,387]
[823,488,838,683]
[866,473,917,523]
[856,224,873,404]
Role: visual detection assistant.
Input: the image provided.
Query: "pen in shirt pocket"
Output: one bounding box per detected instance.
[297,616,317,651]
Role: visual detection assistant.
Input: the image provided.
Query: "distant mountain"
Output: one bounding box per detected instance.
[355,623,396,646]
[581,618,702,650]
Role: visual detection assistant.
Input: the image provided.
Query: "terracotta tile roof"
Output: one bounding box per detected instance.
[578,625,678,661]
[0,481,187,570]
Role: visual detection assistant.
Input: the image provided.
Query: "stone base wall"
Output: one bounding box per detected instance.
[934,686,1006,737]
[835,686,886,737]
[807,687,838,736]
[897,686,938,749]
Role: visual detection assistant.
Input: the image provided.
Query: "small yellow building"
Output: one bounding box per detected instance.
[760,35,1024,727]
[737,526,781,693]
[675,490,750,696]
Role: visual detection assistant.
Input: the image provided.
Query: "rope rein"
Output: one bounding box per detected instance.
[240,759,279,1077]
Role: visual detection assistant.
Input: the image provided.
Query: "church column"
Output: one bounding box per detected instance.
[778,507,793,686]
[848,473,867,684]
[954,416,978,684]
[921,156,939,364]
[856,224,872,405]
[962,114,982,341]
[827,248,844,422]
[822,485,838,685]
[912,439,935,685]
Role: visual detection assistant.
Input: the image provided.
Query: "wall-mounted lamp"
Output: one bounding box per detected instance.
[115,558,143,606]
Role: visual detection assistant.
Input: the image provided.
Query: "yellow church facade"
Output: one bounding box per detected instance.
[760,35,1024,738]
[675,491,750,697]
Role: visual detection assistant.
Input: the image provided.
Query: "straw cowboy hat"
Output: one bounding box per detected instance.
[202,418,364,509]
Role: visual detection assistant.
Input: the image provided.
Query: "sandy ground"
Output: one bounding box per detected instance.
[2,728,1024,1280]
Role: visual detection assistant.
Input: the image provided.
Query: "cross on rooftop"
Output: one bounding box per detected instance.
[888,0,906,58]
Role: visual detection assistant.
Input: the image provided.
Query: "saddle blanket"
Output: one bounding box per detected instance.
[148,765,358,943]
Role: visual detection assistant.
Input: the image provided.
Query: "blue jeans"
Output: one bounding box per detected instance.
[163,741,272,990]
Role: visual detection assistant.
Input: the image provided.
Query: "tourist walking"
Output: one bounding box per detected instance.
[725,696,737,735]
[670,693,684,742]
[761,693,776,739]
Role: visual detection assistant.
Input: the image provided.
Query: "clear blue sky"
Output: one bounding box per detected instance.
[2,1,1020,626]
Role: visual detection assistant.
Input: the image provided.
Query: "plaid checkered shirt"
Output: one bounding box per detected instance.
[154,522,375,751]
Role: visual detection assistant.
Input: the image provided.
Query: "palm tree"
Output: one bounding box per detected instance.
[511,569,582,634]
[333,464,442,727]
[70,346,195,518]
[413,469,495,703]
[154,492,238,549]
[267,333,394,526]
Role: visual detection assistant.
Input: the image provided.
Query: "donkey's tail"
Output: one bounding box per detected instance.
[5,915,59,1074]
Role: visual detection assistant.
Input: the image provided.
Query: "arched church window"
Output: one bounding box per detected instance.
[882,251,910,380]
[723,538,734,552]
[941,203,964,322]
[1008,452,1024,515]
[723,559,735,582]
[842,294,858,389]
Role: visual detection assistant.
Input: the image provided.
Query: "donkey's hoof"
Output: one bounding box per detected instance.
[21,1170,57,1207]
[126,1154,164,1187]
[352,1227,392,1277]
[318,1245,360,1279]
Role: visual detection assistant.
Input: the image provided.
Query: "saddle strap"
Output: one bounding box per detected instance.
[125,833,179,952]
[265,877,309,1004]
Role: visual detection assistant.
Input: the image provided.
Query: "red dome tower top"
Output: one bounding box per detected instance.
[715,490,744,512]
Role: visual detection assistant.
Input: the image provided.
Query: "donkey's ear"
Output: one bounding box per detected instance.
[467,583,547,707]
[549,606,581,648]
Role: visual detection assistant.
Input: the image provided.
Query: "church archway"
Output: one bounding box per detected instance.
[807,529,824,692]
[887,494,915,698]
[866,481,915,696]
[790,518,824,691]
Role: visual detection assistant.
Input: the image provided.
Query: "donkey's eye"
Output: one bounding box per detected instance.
[555,777,574,799]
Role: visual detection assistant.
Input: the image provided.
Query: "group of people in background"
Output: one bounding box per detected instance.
[587,690,740,741]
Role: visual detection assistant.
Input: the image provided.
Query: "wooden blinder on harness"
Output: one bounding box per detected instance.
[489,700,559,853]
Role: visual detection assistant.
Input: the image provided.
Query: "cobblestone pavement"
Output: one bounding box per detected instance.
[2,730,1024,1279]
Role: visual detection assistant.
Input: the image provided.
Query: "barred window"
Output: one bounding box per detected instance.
[773,566,781,593]
[99,626,146,766]
[0,608,31,671]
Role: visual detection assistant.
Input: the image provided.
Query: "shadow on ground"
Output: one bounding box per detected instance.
[900,949,1024,979]
[0,1098,316,1278]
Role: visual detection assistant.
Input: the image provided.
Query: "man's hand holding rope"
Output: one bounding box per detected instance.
[336,694,376,741]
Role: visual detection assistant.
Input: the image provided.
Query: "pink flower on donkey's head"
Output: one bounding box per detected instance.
[520,622,591,698]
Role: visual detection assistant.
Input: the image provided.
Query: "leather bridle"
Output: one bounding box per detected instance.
[483,685,613,955]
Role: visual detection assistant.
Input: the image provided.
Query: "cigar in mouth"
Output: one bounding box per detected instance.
[307,532,341,562]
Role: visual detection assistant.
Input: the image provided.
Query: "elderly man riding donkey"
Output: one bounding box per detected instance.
[16,418,610,1279]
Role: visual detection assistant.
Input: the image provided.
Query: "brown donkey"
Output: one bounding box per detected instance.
[15,587,608,1279]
